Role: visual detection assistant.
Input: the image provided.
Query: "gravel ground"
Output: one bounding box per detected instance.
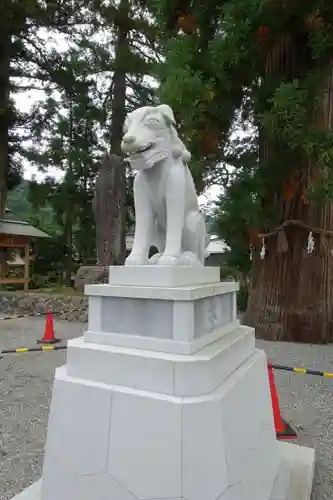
[0,317,332,500]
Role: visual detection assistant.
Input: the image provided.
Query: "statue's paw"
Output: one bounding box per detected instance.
[156,254,182,266]
[149,252,162,265]
[179,251,203,267]
[125,254,149,266]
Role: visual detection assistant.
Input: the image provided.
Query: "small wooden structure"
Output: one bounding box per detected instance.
[0,216,49,291]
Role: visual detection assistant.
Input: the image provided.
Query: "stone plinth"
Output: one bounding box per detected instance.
[11,266,315,500]
[66,325,254,396]
[85,266,238,354]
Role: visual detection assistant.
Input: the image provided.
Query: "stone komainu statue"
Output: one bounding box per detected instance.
[92,151,126,266]
[121,104,208,267]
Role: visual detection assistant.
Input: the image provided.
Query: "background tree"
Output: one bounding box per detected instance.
[1,0,97,217]
[89,0,160,264]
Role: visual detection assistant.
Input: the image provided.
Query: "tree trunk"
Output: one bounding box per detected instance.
[244,38,333,343]
[110,0,128,155]
[92,0,129,265]
[244,208,333,343]
[0,31,11,218]
[81,118,89,264]
[93,152,126,265]
[63,213,73,286]
[64,101,74,286]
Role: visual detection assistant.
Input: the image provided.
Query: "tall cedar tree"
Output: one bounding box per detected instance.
[94,0,160,265]
[0,0,25,215]
[0,0,97,217]
[150,0,333,343]
[94,0,130,265]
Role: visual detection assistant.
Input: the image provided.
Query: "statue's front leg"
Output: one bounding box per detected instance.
[125,173,153,266]
[157,164,185,266]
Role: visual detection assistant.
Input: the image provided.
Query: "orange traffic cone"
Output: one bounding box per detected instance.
[37,312,60,344]
[267,363,297,440]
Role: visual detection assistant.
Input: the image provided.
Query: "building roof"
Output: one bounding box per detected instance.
[126,234,134,250]
[0,219,50,238]
[206,238,229,254]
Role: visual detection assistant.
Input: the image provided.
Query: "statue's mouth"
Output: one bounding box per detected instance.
[127,144,152,156]
[138,144,152,153]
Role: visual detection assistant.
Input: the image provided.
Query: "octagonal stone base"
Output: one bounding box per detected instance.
[39,347,280,500]
[10,337,315,500]
[11,442,315,500]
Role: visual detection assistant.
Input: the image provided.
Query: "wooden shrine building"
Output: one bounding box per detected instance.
[0,214,49,291]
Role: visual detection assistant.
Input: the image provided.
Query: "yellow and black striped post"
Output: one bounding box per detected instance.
[0,314,31,321]
[1,345,67,355]
[271,364,333,378]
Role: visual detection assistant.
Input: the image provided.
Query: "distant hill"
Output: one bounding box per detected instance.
[6,180,55,232]
[6,180,32,221]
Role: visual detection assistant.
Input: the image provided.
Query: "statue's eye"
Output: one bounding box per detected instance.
[147,117,161,126]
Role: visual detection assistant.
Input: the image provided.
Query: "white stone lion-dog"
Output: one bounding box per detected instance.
[121,104,208,267]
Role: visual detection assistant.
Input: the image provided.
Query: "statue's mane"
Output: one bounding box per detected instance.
[167,123,191,164]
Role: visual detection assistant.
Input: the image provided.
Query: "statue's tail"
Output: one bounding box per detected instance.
[185,210,209,265]
[199,219,209,265]
[203,233,210,259]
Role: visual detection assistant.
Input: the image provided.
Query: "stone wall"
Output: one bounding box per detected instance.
[0,292,88,323]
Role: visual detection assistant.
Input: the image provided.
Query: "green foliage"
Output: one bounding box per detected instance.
[259,72,333,194]
[6,180,32,218]
[31,235,68,278]
[261,79,313,145]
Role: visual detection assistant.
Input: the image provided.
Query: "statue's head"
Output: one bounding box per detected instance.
[121,104,191,169]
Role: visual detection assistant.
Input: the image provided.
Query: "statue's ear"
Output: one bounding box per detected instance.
[156,104,176,126]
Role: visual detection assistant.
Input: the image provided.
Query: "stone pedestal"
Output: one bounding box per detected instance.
[11,267,315,500]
